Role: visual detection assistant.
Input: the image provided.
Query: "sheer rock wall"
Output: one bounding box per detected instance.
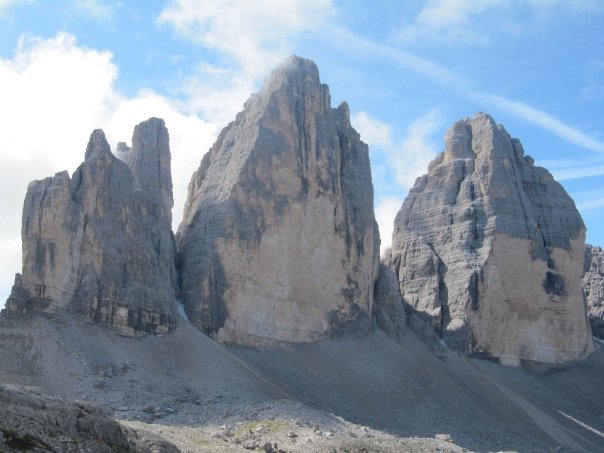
[389,112,594,365]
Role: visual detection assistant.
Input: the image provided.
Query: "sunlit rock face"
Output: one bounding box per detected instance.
[176,56,380,345]
[389,112,594,366]
[583,244,604,339]
[4,118,177,336]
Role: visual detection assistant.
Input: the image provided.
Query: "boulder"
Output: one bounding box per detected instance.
[389,112,594,366]
[0,384,179,452]
[176,56,380,345]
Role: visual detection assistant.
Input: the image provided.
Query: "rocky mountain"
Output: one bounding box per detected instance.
[584,244,604,338]
[176,56,380,345]
[1,58,603,452]
[3,118,177,336]
[389,112,594,366]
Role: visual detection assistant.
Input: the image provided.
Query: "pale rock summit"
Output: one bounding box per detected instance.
[177,56,380,345]
[389,112,594,365]
[3,118,177,336]
[583,244,604,338]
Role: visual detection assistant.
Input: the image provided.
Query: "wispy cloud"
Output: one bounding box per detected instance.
[578,198,604,213]
[0,0,31,13]
[375,196,403,256]
[352,111,392,149]
[329,25,469,93]
[159,0,332,80]
[328,24,604,156]
[394,0,604,44]
[540,156,604,181]
[394,0,507,44]
[573,188,604,213]
[158,0,334,127]
[551,165,604,181]
[72,0,116,20]
[474,94,604,154]
[353,110,441,255]
[353,109,441,189]
[580,60,604,100]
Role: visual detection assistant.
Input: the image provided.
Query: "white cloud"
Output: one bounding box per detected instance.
[395,0,603,43]
[330,25,604,157]
[578,198,604,213]
[354,109,441,190]
[158,0,335,136]
[476,94,604,154]
[352,111,392,149]
[573,188,604,213]
[395,0,507,43]
[375,196,404,257]
[72,0,116,20]
[0,0,31,13]
[395,110,441,188]
[551,165,604,181]
[352,110,441,257]
[539,156,604,181]
[0,32,216,308]
[158,0,333,79]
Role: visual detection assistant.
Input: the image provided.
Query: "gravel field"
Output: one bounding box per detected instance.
[0,314,602,452]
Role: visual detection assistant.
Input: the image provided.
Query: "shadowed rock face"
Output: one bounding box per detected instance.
[583,244,604,338]
[0,384,179,452]
[3,118,177,336]
[177,56,380,345]
[372,263,406,342]
[389,112,594,365]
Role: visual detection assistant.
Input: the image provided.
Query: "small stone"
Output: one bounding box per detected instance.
[143,405,161,415]
[243,440,258,450]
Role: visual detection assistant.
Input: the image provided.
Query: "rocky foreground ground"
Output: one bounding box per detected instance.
[1,312,603,452]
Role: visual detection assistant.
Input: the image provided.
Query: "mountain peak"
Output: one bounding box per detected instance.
[84,129,111,160]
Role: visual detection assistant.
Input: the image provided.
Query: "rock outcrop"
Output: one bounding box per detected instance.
[373,263,406,342]
[389,112,594,366]
[177,56,380,345]
[3,118,177,336]
[0,384,179,452]
[583,244,604,338]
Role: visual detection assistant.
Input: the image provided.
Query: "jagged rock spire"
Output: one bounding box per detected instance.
[389,112,594,366]
[4,118,177,336]
[176,56,380,345]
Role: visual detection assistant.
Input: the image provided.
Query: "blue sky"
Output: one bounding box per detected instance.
[1,0,603,306]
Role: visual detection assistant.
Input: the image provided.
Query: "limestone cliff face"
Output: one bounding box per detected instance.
[177,56,380,345]
[373,263,406,342]
[389,112,594,365]
[4,118,177,336]
[583,244,604,338]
